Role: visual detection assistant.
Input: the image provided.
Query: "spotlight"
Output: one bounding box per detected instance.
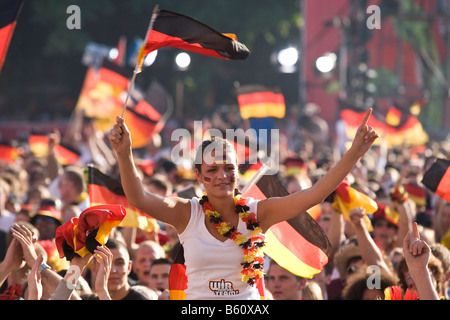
[175,52,191,71]
[315,52,337,74]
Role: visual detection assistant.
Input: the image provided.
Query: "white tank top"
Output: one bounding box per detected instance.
[178,197,262,300]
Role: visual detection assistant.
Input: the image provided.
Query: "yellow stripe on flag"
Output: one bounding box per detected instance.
[240,102,285,119]
[264,229,322,278]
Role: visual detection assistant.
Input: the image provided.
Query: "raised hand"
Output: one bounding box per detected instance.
[403,222,430,269]
[350,108,379,157]
[93,246,112,300]
[10,223,38,268]
[108,116,132,155]
[402,222,439,299]
[27,254,44,300]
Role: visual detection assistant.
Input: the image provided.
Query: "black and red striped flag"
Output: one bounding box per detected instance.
[422,158,450,202]
[243,174,332,278]
[140,8,249,65]
[0,0,24,72]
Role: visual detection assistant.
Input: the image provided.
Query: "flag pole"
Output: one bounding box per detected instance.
[120,4,159,118]
[241,163,269,195]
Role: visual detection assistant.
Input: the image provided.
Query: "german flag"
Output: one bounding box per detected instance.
[55,205,126,260]
[331,180,378,232]
[340,107,428,148]
[28,134,81,165]
[28,135,48,158]
[237,85,285,120]
[404,182,427,207]
[284,156,307,177]
[86,166,158,232]
[123,99,161,149]
[0,142,19,164]
[243,174,332,278]
[75,61,130,132]
[168,186,195,300]
[0,0,24,72]
[168,244,188,300]
[142,9,249,62]
[54,143,81,166]
[422,158,450,202]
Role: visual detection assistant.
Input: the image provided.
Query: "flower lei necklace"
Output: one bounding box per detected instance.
[199,193,265,286]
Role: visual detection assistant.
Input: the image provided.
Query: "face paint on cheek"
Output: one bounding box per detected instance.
[203,175,212,184]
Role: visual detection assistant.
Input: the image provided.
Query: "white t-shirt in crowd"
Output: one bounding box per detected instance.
[178,197,263,300]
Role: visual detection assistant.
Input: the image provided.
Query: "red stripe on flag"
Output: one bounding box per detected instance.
[237,91,285,106]
[0,0,24,72]
[243,183,267,200]
[237,91,285,119]
[437,168,450,201]
[124,100,161,149]
[142,9,249,61]
[0,22,16,71]
[0,145,17,163]
[89,184,130,208]
[146,30,227,60]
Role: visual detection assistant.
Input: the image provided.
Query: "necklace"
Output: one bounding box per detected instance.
[199,194,265,286]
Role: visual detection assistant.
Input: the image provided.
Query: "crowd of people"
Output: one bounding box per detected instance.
[0,103,449,300]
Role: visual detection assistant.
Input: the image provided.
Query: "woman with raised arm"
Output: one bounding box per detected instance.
[108,108,379,300]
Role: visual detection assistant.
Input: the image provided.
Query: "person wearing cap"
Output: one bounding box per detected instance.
[30,205,62,241]
[371,203,399,255]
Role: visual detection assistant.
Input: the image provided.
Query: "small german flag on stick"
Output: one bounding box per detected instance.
[121,5,249,117]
